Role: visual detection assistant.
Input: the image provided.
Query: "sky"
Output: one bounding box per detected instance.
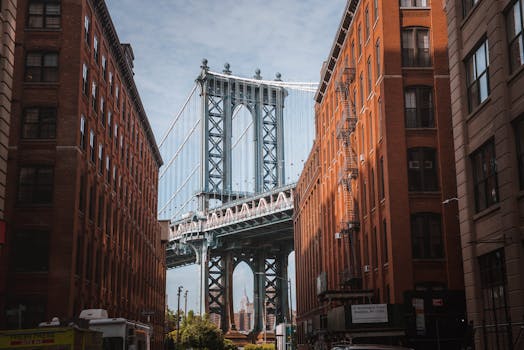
[105,0,347,313]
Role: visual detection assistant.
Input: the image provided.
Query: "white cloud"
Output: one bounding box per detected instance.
[105,0,346,311]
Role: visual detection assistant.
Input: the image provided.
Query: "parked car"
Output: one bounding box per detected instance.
[331,344,414,350]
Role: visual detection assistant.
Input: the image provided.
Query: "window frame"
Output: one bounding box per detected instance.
[506,0,524,73]
[13,230,50,272]
[466,39,490,112]
[27,0,61,29]
[411,212,444,259]
[407,147,439,192]
[401,27,431,67]
[400,0,428,7]
[21,107,57,139]
[404,86,434,128]
[80,115,86,150]
[471,139,499,212]
[515,116,524,189]
[463,0,480,18]
[25,52,59,82]
[478,249,512,350]
[17,166,54,205]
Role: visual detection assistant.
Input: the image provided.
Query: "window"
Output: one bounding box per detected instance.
[79,175,85,212]
[109,72,113,94]
[100,97,105,125]
[382,219,388,263]
[82,63,89,95]
[27,0,60,29]
[351,41,356,67]
[80,115,86,150]
[93,35,99,63]
[516,117,524,189]
[379,157,385,199]
[466,40,489,111]
[25,52,58,82]
[98,144,103,173]
[358,25,363,57]
[91,81,97,110]
[404,86,434,128]
[359,72,364,108]
[407,147,438,191]
[89,130,95,162]
[478,249,511,350]
[367,56,372,95]
[88,185,95,220]
[370,168,375,208]
[411,213,443,259]
[17,166,54,204]
[115,85,120,105]
[13,231,49,271]
[463,0,479,17]
[84,15,90,44]
[365,6,370,40]
[106,156,110,181]
[22,107,56,139]
[362,179,367,215]
[471,139,498,212]
[101,55,107,80]
[108,111,112,136]
[373,0,379,22]
[375,39,381,79]
[507,1,524,72]
[400,0,428,7]
[372,227,378,267]
[369,112,373,148]
[401,27,430,67]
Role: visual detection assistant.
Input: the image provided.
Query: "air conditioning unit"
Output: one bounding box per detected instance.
[408,160,420,169]
[335,232,342,239]
[359,154,365,162]
[363,265,371,273]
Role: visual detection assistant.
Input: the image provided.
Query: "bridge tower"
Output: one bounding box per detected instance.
[191,59,291,334]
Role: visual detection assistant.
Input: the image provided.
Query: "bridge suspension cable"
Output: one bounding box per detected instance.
[158,84,198,150]
[158,164,199,217]
[208,70,318,92]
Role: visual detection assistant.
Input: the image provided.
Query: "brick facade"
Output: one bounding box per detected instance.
[294,0,464,348]
[446,0,524,349]
[0,1,166,349]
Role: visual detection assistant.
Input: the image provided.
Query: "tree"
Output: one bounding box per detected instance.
[167,311,237,350]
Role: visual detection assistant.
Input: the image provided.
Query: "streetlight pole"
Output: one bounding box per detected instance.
[176,286,183,346]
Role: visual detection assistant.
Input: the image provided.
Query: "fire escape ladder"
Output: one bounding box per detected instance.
[336,64,362,289]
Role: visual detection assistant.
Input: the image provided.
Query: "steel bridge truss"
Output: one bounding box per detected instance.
[197,60,287,207]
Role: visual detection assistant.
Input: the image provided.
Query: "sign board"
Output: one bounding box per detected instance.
[412,298,426,335]
[316,272,327,295]
[351,304,388,324]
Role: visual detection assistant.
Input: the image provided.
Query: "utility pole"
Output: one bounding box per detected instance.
[184,290,188,320]
[176,286,183,345]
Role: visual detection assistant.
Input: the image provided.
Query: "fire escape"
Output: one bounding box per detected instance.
[335,65,362,290]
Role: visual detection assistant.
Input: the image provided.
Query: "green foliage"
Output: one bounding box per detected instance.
[223,339,238,350]
[244,344,275,350]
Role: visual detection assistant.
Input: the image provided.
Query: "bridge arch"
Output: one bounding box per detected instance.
[231,103,256,195]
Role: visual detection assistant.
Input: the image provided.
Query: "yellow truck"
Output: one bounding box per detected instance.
[0,326,102,350]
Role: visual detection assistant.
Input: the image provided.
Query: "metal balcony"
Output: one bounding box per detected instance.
[339,268,362,289]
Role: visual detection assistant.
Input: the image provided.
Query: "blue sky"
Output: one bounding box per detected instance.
[105,0,347,313]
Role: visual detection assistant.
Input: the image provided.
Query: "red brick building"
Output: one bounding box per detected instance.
[446,1,524,349]
[294,0,465,348]
[0,0,166,348]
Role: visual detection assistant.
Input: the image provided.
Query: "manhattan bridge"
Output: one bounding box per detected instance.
[158,59,317,334]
